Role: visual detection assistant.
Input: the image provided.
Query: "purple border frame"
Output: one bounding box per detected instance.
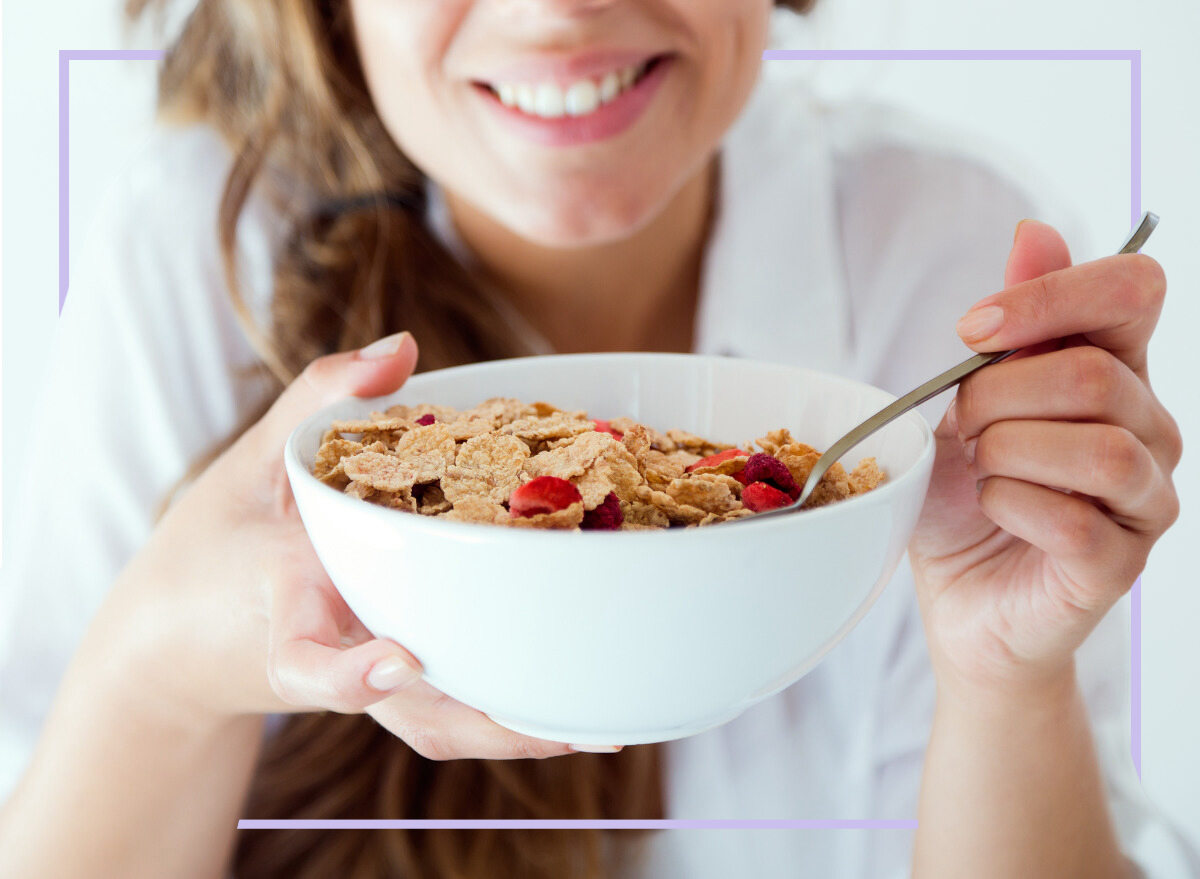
[58,47,1143,832]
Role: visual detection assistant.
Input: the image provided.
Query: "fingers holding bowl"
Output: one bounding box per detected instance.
[266,549,425,713]
[265,555,581,759]
[367,682,580,761]
[268,635,424,713]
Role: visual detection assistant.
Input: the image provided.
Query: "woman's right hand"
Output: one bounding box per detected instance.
[95,331,579,760]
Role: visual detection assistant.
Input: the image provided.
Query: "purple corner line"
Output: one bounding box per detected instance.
[237,819,919,831]
[59,47,1145,829]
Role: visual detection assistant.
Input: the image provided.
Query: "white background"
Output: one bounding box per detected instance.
[3,0,1199,852]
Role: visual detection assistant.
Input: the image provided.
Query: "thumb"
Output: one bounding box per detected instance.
[940,219,1075,435]
[254,331,420,454]
[953,220,1074,355]
[1003,218,1073,287]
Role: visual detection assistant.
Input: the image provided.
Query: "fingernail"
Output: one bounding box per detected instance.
[568,744,624,753]
[1014,218,1032,244]
[963,437,977,465]
[975,479,986,496]
[945,400,959,435]
[359,331,412,361]
[367,656,419,691]
[956,306,1004,342]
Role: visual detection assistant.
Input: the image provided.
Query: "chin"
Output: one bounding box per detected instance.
[495,192,665,249]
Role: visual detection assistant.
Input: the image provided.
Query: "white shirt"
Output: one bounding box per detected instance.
[1,40,1196,879]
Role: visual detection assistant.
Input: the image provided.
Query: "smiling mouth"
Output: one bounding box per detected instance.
[476,56,667,120]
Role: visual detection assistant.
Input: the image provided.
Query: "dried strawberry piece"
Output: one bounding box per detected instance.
[685,448,748,473]
[581,492,623,531]
[742,452,800,500]
[592,419,624,440]
[509,476,583,518]
[741,482,793,512]
[414,413,436,426]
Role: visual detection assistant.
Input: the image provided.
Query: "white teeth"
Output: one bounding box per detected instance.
[534,83,565,118]
[515,84,537,114]
[564,80,599,116]
[490,60,651,119]
[598,72,620,104]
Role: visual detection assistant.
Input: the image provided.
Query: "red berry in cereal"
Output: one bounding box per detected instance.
[741,482,794,512]
[742,452,800,500]
[685,448,748,473]
[414,413,436,426]
[508,476,584,518]
[581,492,623,531]
[593,419,624,440]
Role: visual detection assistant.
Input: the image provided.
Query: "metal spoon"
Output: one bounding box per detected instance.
[739,211,1160,522]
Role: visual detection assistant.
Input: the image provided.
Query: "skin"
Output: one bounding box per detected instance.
[0,2,1180,877]
[350,0,768,352]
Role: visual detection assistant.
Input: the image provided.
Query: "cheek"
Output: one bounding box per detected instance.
[686,0,771,132]
[348,0,468,161]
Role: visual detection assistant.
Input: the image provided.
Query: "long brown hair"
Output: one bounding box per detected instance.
[127,2,816,876]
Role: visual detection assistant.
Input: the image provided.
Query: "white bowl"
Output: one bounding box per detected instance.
[284,353,934,745]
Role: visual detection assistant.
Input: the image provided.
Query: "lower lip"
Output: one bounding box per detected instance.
[475,57,672,148]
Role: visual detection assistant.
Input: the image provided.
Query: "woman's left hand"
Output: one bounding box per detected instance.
[909,219,1182,699]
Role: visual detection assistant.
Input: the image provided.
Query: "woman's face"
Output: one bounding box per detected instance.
[349,0,772,247]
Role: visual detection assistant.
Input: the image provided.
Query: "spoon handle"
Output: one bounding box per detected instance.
[746,211,1159,520]
[792,348,1016,503]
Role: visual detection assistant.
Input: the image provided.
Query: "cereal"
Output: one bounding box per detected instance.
[755,429,796,456]
[806,462,852,507]
[501,412,595,443]
[442,433,529,505]
[442,420,495,442]
[849,458,885,494]
[663,476,741,515]
[343,451,419,493]
[634,485,709,526]
[392,422,457,484]
[665,428,730,458]
[414,484,452,516]
[507,501,585,530]
[382,403,460,422]
[443,496,509,524]
[775,442,821,487]
[619,499,671,530]
[313,398,886,527]
[331,417,414,434]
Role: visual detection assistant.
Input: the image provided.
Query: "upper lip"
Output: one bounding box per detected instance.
[472,48,663,85]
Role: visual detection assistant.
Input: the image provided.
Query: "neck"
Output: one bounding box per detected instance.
[442,159,717,354]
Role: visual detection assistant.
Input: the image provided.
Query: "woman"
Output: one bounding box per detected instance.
[0,1,1191,877]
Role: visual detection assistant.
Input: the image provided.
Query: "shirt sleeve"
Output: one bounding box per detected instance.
[0,125,277,802]
[832,131,1200,877]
